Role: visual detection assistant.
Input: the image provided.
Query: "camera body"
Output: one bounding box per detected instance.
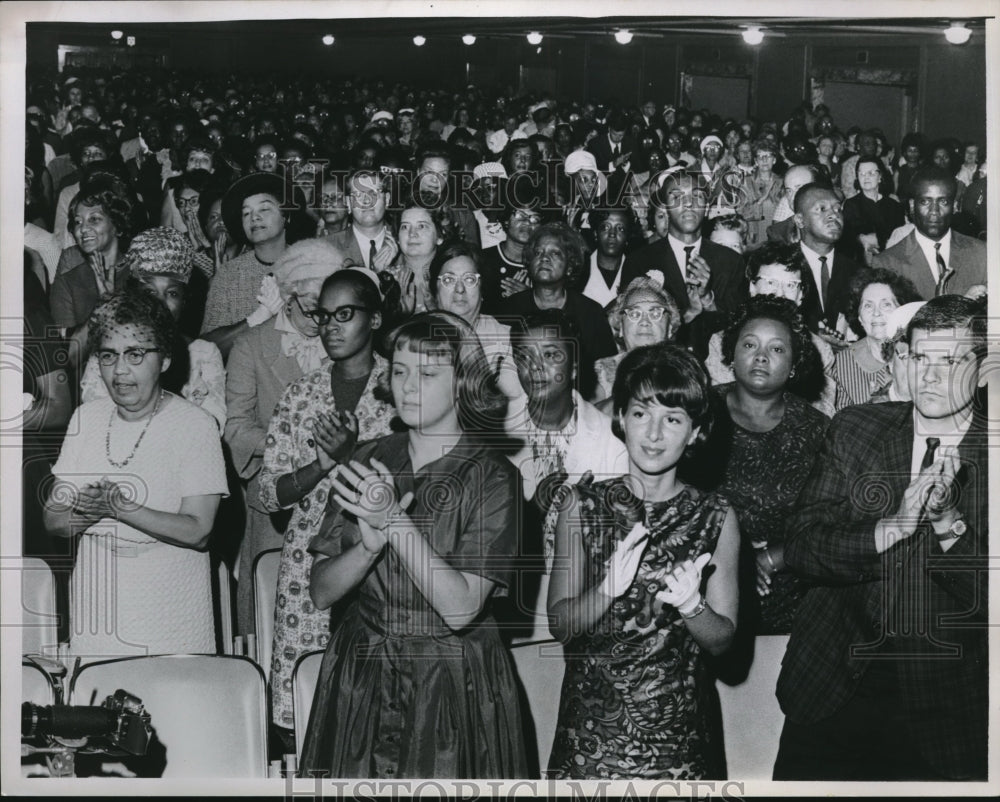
[22,689,152,756]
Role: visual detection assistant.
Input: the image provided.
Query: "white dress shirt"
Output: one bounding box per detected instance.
[913,228,952,284]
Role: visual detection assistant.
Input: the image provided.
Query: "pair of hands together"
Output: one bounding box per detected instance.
[72,478,134,523]
[599,521,713,615]
[329,458,414,555]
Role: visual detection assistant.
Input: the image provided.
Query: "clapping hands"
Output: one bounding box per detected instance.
[655,552,712,614]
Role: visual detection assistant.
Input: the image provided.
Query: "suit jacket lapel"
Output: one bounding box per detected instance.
[904,233,937,299]
[657,242,689,310]
[881,406,914,505]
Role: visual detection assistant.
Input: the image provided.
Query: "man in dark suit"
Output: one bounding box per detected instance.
[872,166,987,300]
[774,294,988,781]
[620,170,746,357]
[586,110,636,174]
[792,182,862,334]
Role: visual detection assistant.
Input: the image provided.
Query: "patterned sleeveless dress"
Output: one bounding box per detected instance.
[548,478,730,780]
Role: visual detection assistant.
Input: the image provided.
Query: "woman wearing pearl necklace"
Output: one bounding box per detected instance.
[44,291,228,657]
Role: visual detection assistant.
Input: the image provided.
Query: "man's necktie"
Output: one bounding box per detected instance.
[819,255,830,311]
[920,437,940,471]
[934,242,954,296]
[368,239,378,270]
[683,246,696,288]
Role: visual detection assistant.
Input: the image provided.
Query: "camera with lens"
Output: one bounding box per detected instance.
[22,689,152,756]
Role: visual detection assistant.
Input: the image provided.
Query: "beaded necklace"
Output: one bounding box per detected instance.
[105,390,165,468]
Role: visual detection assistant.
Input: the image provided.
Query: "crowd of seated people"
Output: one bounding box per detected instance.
[22,63,989,782]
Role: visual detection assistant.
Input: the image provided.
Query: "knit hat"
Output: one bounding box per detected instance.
[120,227,195,283]
[273,238,348,298]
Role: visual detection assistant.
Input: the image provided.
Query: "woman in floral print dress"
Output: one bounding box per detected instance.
[259,269,394,738]
[547,344,740,779]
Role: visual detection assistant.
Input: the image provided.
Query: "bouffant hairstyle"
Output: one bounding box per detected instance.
[745,241,813,304]
[385,310,507,433]
[611,343,713,446]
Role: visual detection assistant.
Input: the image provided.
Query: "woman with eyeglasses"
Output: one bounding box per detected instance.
[478,182,548,314]
[77,226,226,431]
[299,311,527,778]
[44,289,228,658]
[833,268,921,410]
[224,239,349,636]
[593,275,682,402]
[261,267,394,747]
[705,243,839,418]
[429,240,521,400]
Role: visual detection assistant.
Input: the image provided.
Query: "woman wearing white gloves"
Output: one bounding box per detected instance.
[547,344,739,780]
[199,172,292,360]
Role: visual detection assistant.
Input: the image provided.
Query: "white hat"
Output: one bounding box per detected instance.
[371,110,394,124]
[563,150,608,196]
[473,162,507,181]
[529,101,548,114]
[700,134,724,151]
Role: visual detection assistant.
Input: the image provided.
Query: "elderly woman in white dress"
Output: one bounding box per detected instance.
[78,227,226,430]
[224,237,348,635]
[45,290,228,657]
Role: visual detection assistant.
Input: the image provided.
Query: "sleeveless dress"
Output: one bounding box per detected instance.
[548,478,730,780]
[299,433,529,778]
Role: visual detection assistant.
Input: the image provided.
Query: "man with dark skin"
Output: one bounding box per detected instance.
[793,183,862,336]
[872,166,986,300]
[619,170,745,357]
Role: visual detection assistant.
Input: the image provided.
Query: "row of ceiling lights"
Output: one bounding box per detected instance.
[320,22,976,47]
[107,22,975,49]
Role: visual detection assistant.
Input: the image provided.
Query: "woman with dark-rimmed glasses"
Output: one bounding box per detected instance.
[261,268,394,747]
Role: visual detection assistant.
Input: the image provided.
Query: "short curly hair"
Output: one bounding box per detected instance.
[87,288,178,357]
[845,267,922,337]
[525,222,587,289]
[608,276,681,351]
[745,241,813,306]
[721,295,821,399]
[67,185,134,242]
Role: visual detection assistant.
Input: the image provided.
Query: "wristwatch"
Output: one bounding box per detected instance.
[938,517,967,540]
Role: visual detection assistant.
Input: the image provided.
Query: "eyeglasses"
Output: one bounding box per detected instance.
[438,273,481,289]
[511,210,543,224]
[176,196,200,209]
[297,295,369,326]
[622,306,667,323]
[96,347,162,366]
[754,277,803,293]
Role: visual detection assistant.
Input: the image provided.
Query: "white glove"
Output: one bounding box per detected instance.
[256,274,284,315]
[655,552,712,614]
[596,522,649,599]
